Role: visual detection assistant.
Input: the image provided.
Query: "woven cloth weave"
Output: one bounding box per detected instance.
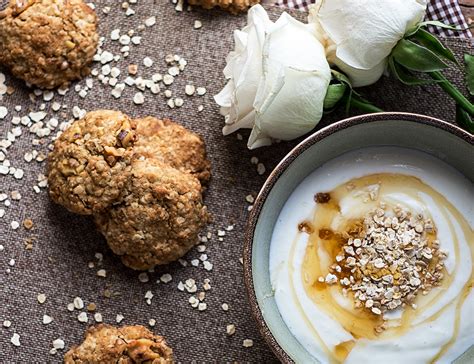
[0,1,472,363]
[275,0,473,38]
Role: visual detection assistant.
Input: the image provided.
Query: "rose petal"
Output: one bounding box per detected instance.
[318,0,426,69]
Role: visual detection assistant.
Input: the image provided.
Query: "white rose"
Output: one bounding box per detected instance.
[309,0,427,87]
[215,5,331,149]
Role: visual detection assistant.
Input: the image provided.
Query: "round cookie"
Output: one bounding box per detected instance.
[94,159,209,270]
[48,110,137,215]
[0,0,98,89]
[134,117,211,186]
[64,324,173,363]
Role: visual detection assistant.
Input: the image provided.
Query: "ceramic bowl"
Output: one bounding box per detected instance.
[243,112,473,363]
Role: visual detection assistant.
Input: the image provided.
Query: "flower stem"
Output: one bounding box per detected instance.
[347,94,384,113]
[429,71,474,115]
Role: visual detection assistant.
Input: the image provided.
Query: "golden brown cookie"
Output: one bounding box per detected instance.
[188,0,260,14]
[134,117,211,186]
[64,324,173,363]
[94,159,209,270]
[48,110,137,215]
[0,0,98,89]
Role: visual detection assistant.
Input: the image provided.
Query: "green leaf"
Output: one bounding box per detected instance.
[418,20,462,31]
[331,69,352,87]
[388,56,438,85]
[410,28,458,65]
[324,83,347,109]
[456,104,474,133]
[464,54,474,96]
[392,39,449,72]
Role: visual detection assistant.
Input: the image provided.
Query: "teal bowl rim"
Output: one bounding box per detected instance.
[243,112,473,363]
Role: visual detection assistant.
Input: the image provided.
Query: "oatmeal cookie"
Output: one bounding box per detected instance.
[94,159,209,270]
[48,110,137,215]
[0,0,98,89]
[64,324,173,363]
[187,0,260,14]
[134,117,211,186]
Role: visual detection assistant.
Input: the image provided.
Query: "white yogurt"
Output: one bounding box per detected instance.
[269,147,473,363]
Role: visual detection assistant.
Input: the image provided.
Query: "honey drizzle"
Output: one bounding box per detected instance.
[296,173,473,363]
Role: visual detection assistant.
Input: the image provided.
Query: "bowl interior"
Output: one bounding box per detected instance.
[248,115,473,363]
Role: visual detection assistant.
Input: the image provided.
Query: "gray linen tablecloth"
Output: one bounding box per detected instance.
[0,1,472,362]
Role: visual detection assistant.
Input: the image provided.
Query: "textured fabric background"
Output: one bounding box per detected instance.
[275,0,473,38]
[0,1,472,363]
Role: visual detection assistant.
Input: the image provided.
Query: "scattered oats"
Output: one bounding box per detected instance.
[52,102,61,111]
[3,320,11,328]
[190,259,200,268]
[245,195,255,204]
[145,16,156,27]
[152,73,163,82]
[111,29,120,40]
[197,105,204,112]
[128,64,138,75]
[164,90,173,98]
[160,274,172,283]
[145,290,154,305]
[243,339,254,348]
[111,83,125,99]
[133,92,145,105]
[67,303,74,312]
[203,261,213,271]
[100,51,114,64]
[167,99,175,109]
[73,297,84,310]
[95,268,106,278]
[226,324,235,335]
[197,245,206,253]
[138,272,149,283]
[10,333,20,347]
[199,254,208,261]
[163,75,174,86]
[147,83,159,94]
[185,84,195,96]
[87,303,96,312]
[194,20,202,29]
[0,106,8,119]
[143,57,153,68]
[149,318,156,327]
[174,98,184,107]
[177,281,185,291]
[52,339,65,350]
[42,315,53,325]
[94,313,103,322]
[196,87,206,96]
[49,348,57,355]
[29,111,47,122]
[168,66,179,76]
[198,302,207,311]
[125,7,135,16]
[101,64,111,76]
[257,163,266,175]
[43,91,54,101]
[77,312,88,323]
[189,296,199,308]
[11,221,19,230]
[131,36,141,45]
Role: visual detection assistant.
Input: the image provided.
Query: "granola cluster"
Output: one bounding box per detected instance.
[322,204,447,316]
